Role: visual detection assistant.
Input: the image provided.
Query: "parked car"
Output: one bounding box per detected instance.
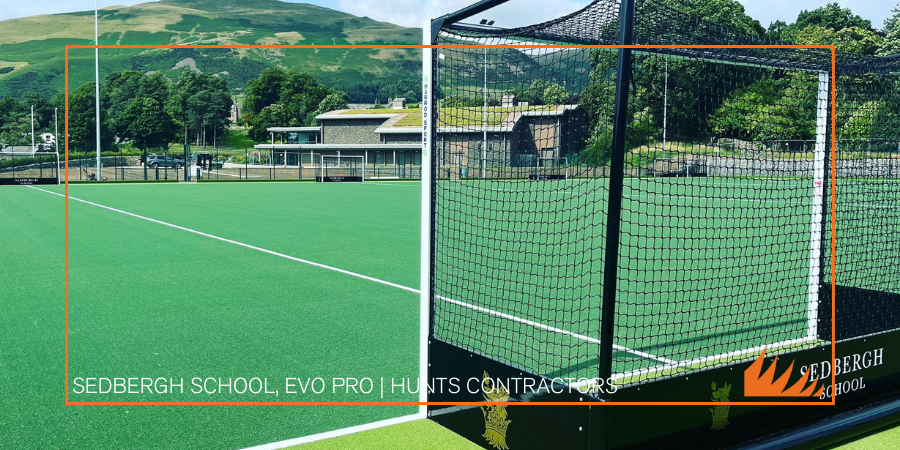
[146,154,184,169]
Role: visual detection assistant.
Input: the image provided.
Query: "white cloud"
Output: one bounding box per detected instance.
[338,0,588,29]
[0,0,146,22]
[338,0,894,31]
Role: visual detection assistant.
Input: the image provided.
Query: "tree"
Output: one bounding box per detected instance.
[794,25,883,55]
[877,5,900,57]
[186,82,231,147]
[119,97,177,151]
[794,2,873,32]
[243,67,288,115]
[68,82,114,152]
[780,3,874,43]
[333,78,421,103]
[168,69,199,153]
[104,71,170,139]
[506,79,567,105]
[280,72,332,125]
[313,92,350,117]
[578,51,652,165]
[0,113,30,146]
[835,74,900,141]
[766,20,788,40]
[666,0,765,36]
[709,74,818,141]
[168,69,232,149]
[542,84,569,105]
[243,67,338,142]
[250,104,293,142]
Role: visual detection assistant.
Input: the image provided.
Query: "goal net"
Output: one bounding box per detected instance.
[316,155,364,182]
[423,0,842,395]
[0,150,60,185]
[531,156,569,180]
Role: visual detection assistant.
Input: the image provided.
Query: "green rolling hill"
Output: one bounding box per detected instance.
[0,0,422,99]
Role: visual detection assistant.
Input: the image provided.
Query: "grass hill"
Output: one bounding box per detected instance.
[0,0,421,99]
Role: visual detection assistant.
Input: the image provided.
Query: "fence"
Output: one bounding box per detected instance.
[63,148,423,182]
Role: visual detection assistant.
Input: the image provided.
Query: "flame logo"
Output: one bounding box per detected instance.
[744,347,824,397]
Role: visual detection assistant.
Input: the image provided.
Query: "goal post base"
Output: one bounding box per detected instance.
[527,174,568,181]
[428,334,900,450]
[0,177,59,185]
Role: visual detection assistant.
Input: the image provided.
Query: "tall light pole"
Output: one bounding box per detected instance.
[95,0,102,180]
[478,19,494,178]
[55,108,61,185]
[30,105,35,155]
[662,60,668,162]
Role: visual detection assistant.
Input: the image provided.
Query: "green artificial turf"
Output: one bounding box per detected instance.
[432,177,828,383]
[0,182,421,448]
[833,423,900,449]
[2,177,897,448]
[291,419,482,450]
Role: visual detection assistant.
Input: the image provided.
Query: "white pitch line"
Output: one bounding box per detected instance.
[239,413,424,450]
[205,170,256,179]
[437,295,676,365]
[30,186,417,295]
[610,335,818,383]
[32,186,675,369]
[40,185,832,371]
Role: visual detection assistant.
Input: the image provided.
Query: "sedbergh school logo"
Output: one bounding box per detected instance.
[709,382,731,430]
[744,347,824,397]
[481,371,511,450]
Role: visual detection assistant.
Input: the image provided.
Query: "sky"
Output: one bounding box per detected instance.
[0,0,895,29]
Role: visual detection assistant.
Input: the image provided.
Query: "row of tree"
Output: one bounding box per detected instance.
[7,66,350,153]
[67,70,232,154]
[241,67,348,142]
[575,1,900,165]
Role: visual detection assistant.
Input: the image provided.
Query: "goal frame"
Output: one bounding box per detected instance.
[316,154,365,183]
[0,150,61,185]
[421,0,836,411]
[532,156,569,180]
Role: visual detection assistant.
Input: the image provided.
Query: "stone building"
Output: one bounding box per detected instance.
[435,105,587,172]
[254,109,421,176]
[253,105,586,178]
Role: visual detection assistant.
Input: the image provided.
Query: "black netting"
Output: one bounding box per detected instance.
[428,0,900,392]
[821,59,900,341]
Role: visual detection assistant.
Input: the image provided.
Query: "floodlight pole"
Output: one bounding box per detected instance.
[598,0,635,448]
[95,0,102,180]
[55,108,60,185]
[662,60,668,161]
[30,105,35,155]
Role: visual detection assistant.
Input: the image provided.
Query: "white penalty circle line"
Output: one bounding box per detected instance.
[437,296,675,365]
